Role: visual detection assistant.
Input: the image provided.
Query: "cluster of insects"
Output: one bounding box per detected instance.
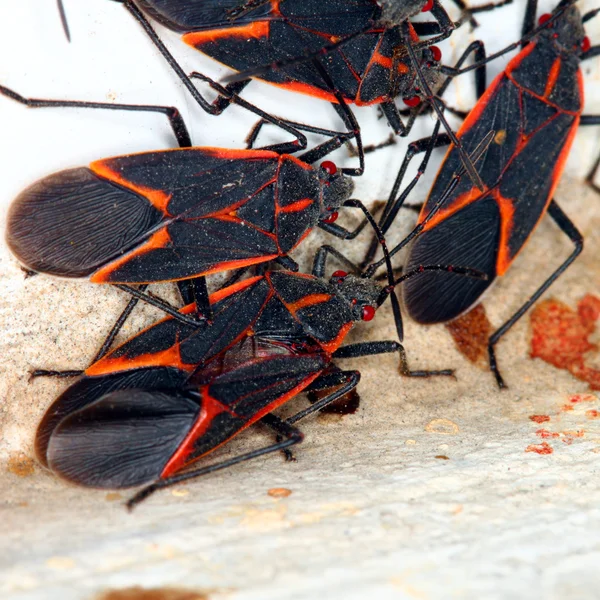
[3,0,598,509]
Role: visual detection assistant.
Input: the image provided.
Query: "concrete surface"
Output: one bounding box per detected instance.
[0,1,600,599]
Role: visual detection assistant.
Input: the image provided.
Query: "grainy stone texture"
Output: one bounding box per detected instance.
[1,1,600,599]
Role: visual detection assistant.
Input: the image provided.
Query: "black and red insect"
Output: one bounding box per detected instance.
[106,0,515,187]
[5,144,361,319]
[33,189,486,508]
[367,0,600,387]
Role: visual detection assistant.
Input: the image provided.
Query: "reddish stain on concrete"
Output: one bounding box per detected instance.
[530,295,600,390]
[536,429,560,439]
[529,415,551,423]
[585,410,599,419]
[445,304,492,364]
[525,442,554,455]
[568,394,596,404]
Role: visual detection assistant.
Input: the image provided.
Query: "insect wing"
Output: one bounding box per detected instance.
[47,389,200,489]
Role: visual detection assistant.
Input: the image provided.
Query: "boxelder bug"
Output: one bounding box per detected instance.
[104,0,512,188]
[368,0,600,388]
[33,194,487,508]
[2,65,395,323]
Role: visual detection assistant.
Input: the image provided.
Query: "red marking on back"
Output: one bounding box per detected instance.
[419,186,482,231]
[586,410,599,419]
[267,80,346,104]
[493,188,517,276]
[530,296,600,390]
[529,415,550,423]
[457,70,512,139]
[199,147,279,161]
[184,21,270,47]
[283,154,314,172]
[162,367,324,476]
[161,390,231,477]
[525,442,553,455]
[544,58,562,99]
[278,198,313,214]
[286,293,332,317]
[90,160,172,214]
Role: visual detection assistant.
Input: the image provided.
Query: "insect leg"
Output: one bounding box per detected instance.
[0,85,193,148]
[334,340,454,378]
[488,200,583,389]
[126,413,303,510]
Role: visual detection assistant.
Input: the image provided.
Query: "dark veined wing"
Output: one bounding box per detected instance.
[35,367,189,466]
[47,389,200,489]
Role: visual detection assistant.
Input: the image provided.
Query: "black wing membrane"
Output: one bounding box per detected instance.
[47,389,200,488]
[36,367,189,466]
[6,167,163,277]
[403,196,500,324]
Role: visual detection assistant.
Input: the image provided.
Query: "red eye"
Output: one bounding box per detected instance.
[430,46,442,62]
[321,160,337,176]
[403,95,421,107]
[421,0,434,12]
[332,270,347,279]
[582,36,591,52]
[361,305,376,321]
[538,13,552,26]
[322,211,339,224]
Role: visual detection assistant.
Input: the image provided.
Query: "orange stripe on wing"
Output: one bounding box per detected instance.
[90,228,172,283]
[90,160,172,214]
[209,275,265,304]
[492,189,516,276]
[419,186,483,231]
[85,343,190,377]
[197,147,279,161]
[161,367,326,477]
[184,21,270,46]
[160,389,230,477]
